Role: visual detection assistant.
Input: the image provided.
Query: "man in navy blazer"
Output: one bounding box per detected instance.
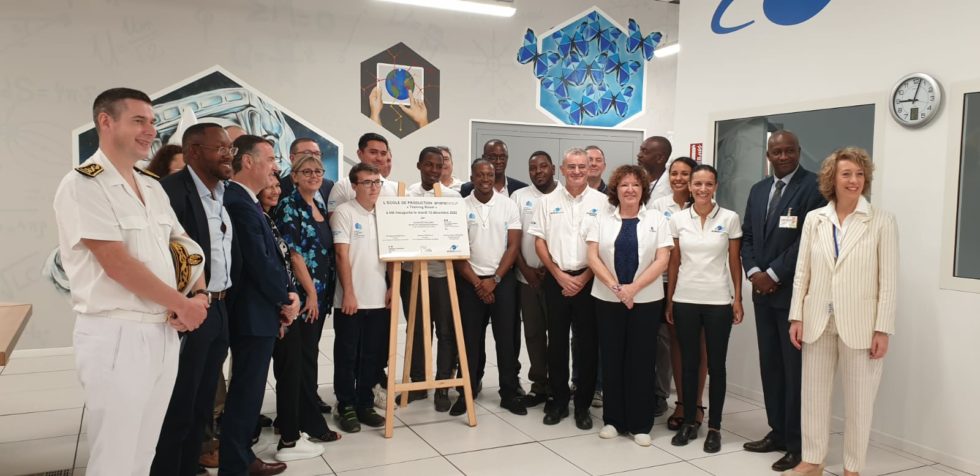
[460,139,529,198]
[220,134,300,476]
[740,131,826,472]
[152,123,240,475]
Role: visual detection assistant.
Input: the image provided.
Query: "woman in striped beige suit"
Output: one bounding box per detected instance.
[783,147,898,476]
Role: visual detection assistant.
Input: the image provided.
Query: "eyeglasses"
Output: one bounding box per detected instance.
[193,144,238,156]
[356,179,383,188]
[297,168,325,178]
[294,150,322,158]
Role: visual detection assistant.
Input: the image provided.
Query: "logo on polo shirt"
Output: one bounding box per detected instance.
[711,224,725,233]
[550,207,562,215]
[586,208,599,217]
[664,210,673,218]
[353,222,366,238]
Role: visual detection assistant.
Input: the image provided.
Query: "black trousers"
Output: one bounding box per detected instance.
[333,307,388,409]
[151,301,229,476]
[543,272,597,412]
[674,302,734,430]
[299,309,328,414]
[400,271,458,382]
[456,272,521,399]
[273,319,329,441]
[596,299,661,435]
[518,281,549,395]
[754,303,802,452]
[219,334,276,475]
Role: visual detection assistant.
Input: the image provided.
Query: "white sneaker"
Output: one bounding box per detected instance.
[275,434,324,461]
[633,433,652,447]
[373,384,387,409]
[598,424,618,439]
[592,390,603,408]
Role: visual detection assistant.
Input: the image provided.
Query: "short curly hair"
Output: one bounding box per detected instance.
[606,164,651,207]
[818,147,874,202]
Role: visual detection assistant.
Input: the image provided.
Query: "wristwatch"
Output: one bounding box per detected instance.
[190,289,211,305]
[492,274,501,284]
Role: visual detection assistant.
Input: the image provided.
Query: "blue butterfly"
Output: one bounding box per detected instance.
[542,75,570,99]
[604,53,641,86]
[627,19,663,61]
[517,29,560,78]
[598,85,635,117]
[559,86,599,125]
[560,51,587,87]
[584,53,607,85]
[552,23,589,57]
[582,12,622,54]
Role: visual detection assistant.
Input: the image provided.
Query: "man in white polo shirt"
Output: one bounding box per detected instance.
[528,147,610,429]
[327,132,397,214]
[510,151,560,407]
[330,162,392,434]
[53,87,209,475]
[400,147,463,411]
[450,159,525,417]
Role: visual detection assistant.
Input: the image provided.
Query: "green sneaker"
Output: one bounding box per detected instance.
[337,405,361,433]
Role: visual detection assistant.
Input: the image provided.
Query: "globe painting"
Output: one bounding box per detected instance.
[385,68,415,100]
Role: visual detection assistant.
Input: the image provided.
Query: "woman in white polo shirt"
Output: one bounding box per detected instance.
[586,164,673,447]
[649,156,707,432]
[667,164,744,453]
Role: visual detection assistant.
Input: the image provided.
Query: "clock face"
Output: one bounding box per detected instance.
[891,73,942,127]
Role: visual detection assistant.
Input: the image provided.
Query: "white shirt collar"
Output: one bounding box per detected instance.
[188,164,225,200]
[230,179,259,203]
[774,165,800,186]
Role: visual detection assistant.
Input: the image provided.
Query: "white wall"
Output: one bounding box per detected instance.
[0,1,678,347]
[674,0,979,472]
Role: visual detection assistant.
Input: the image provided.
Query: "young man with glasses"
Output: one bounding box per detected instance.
[330,163,392,433]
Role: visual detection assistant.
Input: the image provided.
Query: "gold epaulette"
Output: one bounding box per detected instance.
[74,163,104,177]
[135,167,160,180]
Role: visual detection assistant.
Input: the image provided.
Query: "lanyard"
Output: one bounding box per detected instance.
[832,225,840,259]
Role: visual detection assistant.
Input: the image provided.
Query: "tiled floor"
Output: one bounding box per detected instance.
[0,325,973,476]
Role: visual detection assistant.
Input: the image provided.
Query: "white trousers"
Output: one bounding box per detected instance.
[74,315,179,476]
[801,316,883,472]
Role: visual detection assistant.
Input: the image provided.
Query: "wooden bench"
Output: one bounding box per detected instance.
[0,303,33,366]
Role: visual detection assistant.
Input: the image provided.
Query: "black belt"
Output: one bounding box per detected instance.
[564,268,588,276]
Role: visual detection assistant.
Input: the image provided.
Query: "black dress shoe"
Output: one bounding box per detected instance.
[703,429,721,453]
[523,391,548,408]
[574,410,593,430]
[317,396,331,414]
[670,422,700,446]
[449,397,468,416]
[772,452,801,472]
[500,396,528,415]
[542,405,569,425]
[743,435,787,453]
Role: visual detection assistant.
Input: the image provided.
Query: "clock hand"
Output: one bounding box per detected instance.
[911,78,923,103]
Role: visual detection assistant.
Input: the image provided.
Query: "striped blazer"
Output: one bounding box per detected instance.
[788,199,898,349]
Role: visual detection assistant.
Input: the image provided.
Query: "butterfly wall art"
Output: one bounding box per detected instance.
[517,9,663,127]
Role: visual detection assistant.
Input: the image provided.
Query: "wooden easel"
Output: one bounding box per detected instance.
[383,182,476,438]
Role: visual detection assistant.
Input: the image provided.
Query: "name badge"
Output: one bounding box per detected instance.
[779,215,798,229]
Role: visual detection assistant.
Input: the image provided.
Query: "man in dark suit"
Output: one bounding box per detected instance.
[151,123,239,475]
[740,130,826,472]
[220,134,300,476]
[460,139,529,198]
